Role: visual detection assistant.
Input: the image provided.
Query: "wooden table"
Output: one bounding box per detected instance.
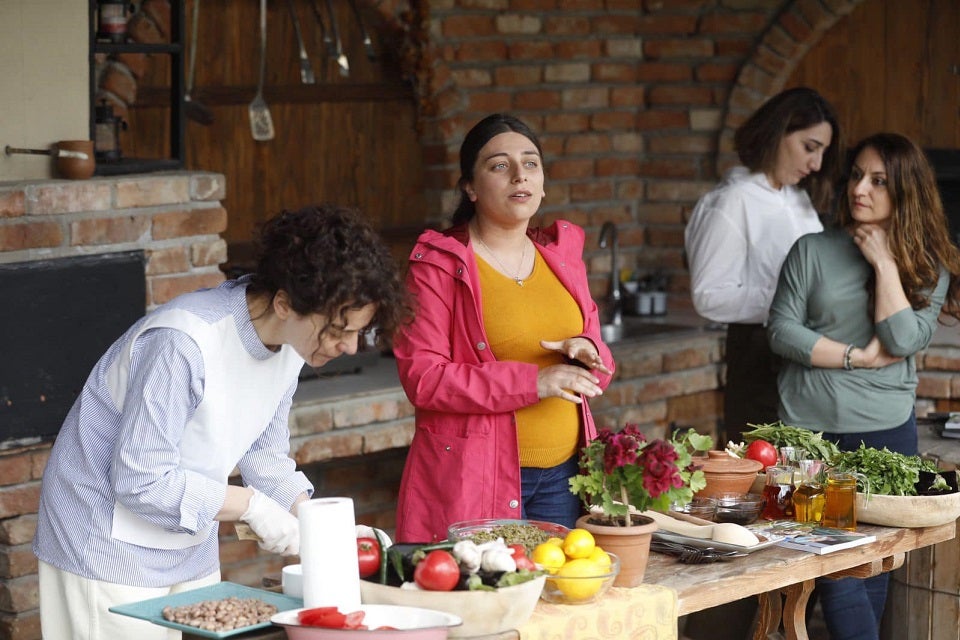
[642,520,957,640]
[183,521,954,640]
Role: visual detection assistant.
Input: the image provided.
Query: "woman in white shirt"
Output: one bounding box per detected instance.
[685,86,843,446]
[683,87,842,640]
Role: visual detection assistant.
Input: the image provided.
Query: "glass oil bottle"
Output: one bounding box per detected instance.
[793,459,826,524]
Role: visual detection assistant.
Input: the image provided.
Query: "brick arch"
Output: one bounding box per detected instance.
[715,0,868,174]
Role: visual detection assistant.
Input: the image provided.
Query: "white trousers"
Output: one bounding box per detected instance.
[38,560,220,640]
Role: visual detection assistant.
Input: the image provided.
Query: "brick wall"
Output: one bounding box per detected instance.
[0,172,228,308]
[408,0,865,303]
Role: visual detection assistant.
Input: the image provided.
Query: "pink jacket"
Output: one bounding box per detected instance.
[392,220,614,542]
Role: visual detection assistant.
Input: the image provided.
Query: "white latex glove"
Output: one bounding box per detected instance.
[239,488,300,556]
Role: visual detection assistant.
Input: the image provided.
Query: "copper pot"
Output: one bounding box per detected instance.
[5,141,96,180]
[54,140,96,180]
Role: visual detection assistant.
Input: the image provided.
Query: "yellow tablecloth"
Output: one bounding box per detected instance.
[516,585,678,640]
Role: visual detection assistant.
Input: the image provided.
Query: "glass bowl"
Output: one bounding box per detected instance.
[540,553,620,605]
[447,518,569,554]
[714,492,764,525]
[670,497,718,521]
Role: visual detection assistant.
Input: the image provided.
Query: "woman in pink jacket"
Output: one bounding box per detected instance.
[393,114,615,542]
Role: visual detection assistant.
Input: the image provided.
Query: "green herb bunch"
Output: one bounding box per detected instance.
[830,444,940,496]
[742,422,841,462]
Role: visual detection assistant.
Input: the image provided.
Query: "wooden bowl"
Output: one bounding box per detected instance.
[855,491,960,528]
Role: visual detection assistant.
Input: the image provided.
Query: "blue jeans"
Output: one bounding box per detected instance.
[816,411,917,640]
[520,455,582,529]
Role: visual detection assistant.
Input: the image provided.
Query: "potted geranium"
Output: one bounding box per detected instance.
[569,425,712,586]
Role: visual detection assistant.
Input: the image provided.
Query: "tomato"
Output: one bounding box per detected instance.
[298,607,346,628]
[343,611,367,630]
[413,549,460,591]
[507,544,527,558]
[507,544,537,571]
[356,537,380,578]
[745,440,779,469]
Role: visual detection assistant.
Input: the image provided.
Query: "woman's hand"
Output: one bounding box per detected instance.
[852,223,896,271]
[852,336,904,369]
[537,364,603,403]
[541,338,613,375]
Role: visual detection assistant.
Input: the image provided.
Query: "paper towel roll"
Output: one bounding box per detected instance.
[298,497,361,609]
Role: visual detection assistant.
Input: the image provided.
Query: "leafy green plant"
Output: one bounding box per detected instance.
[829,444,940,496]
[569,425,712,526]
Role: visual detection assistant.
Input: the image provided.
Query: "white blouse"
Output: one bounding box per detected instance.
[684,167,824,325]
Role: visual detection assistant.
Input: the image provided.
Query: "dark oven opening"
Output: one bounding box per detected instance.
[0,251,145,449]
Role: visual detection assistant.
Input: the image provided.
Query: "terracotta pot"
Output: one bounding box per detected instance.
[695,450,763,499]
[575,513,657,588]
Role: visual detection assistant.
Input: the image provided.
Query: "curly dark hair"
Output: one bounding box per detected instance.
[734,87,843,213]
[246,204,412,345]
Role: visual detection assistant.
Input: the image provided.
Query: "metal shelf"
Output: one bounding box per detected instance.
[88,1,185,175]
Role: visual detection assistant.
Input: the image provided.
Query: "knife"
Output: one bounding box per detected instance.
[286,0,316,84]
[347,0,376,61]
[323,0,349,77]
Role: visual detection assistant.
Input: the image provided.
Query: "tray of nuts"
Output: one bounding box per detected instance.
[109,581,303,638]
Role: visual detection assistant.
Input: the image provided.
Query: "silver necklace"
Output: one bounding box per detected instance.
[472,225,527,286]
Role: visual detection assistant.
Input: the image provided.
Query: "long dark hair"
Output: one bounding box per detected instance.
[450,114,544,226]
[247,204,413,343]
[734,87,842,212]
[836,133,960,319]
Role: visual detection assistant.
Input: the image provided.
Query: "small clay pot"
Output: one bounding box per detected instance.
[55,140,95,180]
[695,450,763,499]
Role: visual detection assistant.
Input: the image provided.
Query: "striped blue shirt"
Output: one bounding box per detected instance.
[33,278,313,586]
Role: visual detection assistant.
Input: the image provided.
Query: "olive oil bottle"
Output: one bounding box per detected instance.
[793,459,826,524]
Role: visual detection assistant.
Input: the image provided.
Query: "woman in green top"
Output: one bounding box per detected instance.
[768,133,960,640]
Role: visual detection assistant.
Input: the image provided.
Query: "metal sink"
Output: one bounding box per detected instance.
[600,318,697,344]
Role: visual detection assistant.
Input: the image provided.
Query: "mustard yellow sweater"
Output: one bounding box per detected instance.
[476,248,583,467]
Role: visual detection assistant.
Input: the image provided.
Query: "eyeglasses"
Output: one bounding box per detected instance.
[324,323,374,349]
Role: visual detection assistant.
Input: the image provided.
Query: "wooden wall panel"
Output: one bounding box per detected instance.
[121,0,426,262]
[788,0,960,149]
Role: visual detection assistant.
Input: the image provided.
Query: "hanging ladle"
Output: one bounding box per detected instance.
[184,0,214,125]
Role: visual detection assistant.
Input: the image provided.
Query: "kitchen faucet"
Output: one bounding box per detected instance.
[599,222,622,327]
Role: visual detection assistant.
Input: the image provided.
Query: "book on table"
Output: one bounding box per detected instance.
[746,520,876,555]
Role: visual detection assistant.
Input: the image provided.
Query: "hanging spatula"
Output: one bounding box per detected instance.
[286,0,315,84]
[249,0,275,141]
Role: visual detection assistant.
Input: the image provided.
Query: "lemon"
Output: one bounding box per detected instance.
[551,558,605,601]
[562,528,596,559]
[545,536,564,547]
[588,546,612,568]
[531,542,566,574]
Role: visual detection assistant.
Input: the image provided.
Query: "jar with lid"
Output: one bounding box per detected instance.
[96,0,131,43]
[792,459,826,524]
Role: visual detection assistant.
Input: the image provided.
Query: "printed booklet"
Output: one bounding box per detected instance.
[746,520,876,555]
